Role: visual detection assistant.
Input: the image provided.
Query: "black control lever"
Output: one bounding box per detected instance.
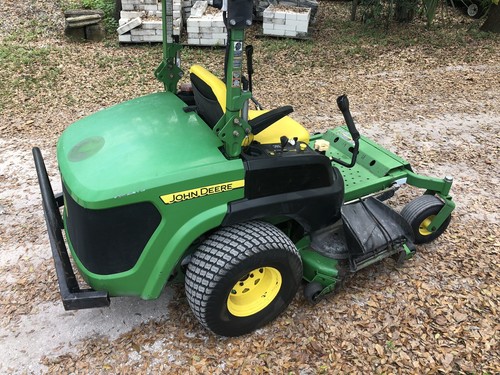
[245,45,263,110]
[337,95,360,142]
[245,45,254,92]
[280,135,289,152]
[331,95,360,168]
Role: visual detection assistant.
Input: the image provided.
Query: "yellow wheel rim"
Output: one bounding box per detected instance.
[227,267,282,317]
[419,215,435,236]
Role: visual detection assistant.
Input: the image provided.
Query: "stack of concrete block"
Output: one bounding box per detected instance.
[121,0,162,15]
[186,1,227,46]
[118,0,183,43]
[262,5,311,38]
[64,9,105,42]
[255,0,318,23]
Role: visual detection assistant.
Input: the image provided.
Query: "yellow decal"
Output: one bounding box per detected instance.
[160,180,245,205]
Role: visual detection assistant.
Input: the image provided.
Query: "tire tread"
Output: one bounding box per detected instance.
[185,221,302,332]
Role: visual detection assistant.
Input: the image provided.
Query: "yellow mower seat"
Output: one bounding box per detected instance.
[189,65,310,144]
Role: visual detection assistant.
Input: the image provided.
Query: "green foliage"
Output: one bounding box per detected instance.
[359,0,421,26]
[423,0,440,26]
[81,0,118,33]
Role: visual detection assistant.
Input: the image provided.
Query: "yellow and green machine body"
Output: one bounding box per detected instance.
[33,0,454,335]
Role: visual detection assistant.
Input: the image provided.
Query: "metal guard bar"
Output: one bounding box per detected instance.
[32,147,110,310]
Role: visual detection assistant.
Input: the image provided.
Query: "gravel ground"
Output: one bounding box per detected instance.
[0,1,499,374]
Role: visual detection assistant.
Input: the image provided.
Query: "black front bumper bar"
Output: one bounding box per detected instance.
[32,147,110,310]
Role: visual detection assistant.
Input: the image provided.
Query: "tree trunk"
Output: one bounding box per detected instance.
[481,3,500,33]
[351,0,359,21]
[114,0,122,22]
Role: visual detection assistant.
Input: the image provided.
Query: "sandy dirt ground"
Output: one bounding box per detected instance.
[0,1,499,374]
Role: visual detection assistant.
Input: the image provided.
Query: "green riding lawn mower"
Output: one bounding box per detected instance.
[33,0,454,337]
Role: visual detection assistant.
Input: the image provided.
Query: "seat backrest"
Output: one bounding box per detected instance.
[189,65,226,128]
[189,65,310,145]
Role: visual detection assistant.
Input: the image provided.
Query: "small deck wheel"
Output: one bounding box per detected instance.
[304,282,324,304]
[185,221,302,337]
[467,3,479,17]
[401,195,451,244]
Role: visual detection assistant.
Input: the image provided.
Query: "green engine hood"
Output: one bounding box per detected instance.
[58,92,235,208]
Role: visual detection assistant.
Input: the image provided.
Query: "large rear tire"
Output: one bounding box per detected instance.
[185,221,302,337]
[401,195,451,244]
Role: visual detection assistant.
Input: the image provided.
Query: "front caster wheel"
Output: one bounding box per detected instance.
[304,282,324,304]
[401,195,451,244]
[185,221,302,337]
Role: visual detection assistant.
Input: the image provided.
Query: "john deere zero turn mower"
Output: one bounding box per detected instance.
[33,0,454,336]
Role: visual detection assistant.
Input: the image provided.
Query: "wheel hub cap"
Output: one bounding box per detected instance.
[419,215,435,236]
[227,267,282,317]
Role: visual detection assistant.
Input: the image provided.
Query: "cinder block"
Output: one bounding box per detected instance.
[263,24,274,32]
[296,21,308,33]
[143,5,158,11]
[285,12,297,21]
[119,34,132,42]
[263,10,274,19]
[117,17,142,34]
[210,26,223,34]
[190,1,208,17]
[285,29,297,37]
[212,32,227,39]
[273,23,288,31]
[212,20,225,28]
[131,34,162,42]
[198,18,213,28]
[296,11,310,22]
[142,34,163,42]
[287,20,301,29]
[173,17,182,27]
[130,28,156,36]
[142,20,162,29]
[269,29,285,36]
[200,38,225,45]
[274,11,286,19]
[120,10,145,19]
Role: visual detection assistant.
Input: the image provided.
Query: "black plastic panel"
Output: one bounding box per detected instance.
[64,185,161,275]
[242,143,335,199]
[227,0,253,28]
[223,143,344,232]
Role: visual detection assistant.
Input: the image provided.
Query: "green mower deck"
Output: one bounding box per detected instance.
[312,128,454,234]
